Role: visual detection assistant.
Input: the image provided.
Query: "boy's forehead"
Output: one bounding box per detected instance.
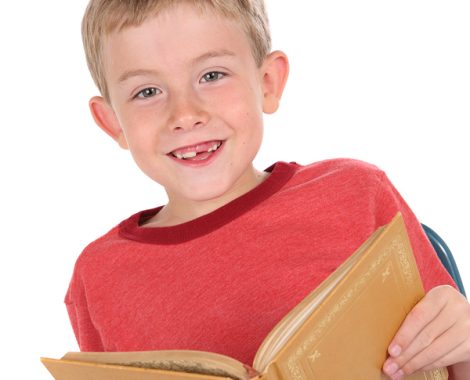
[103,2,256,84]
[102,4,255,78]
[107,2,247,43]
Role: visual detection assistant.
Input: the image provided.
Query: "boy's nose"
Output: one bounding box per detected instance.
[168,94,209,132]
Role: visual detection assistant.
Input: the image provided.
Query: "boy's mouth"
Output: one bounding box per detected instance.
[169,140,223,161]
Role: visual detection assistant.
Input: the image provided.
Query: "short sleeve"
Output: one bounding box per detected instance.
[65,264,104,351]
[374,171,456,292]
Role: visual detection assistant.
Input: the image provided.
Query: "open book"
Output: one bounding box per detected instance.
[41,213,448,379]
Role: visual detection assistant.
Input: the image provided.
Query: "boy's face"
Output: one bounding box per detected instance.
[91,3,287,215]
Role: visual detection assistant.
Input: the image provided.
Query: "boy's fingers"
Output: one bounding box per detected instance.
[401,297,470,375]
[398,322,464,374]
[383,329,448,378]
[383,320,454,378]
[392,301,456,367]
[383,286,470,378]
[388,289,446,357]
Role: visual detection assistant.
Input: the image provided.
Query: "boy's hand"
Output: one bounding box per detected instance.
[382,285,470,380]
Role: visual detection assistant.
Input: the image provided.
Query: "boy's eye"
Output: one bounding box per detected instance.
[135,87,160,99]
[201,71,225,83]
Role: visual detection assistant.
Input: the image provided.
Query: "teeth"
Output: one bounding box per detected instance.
[175,151,197,159]
[173,141,222,159]
[207,142,220,152]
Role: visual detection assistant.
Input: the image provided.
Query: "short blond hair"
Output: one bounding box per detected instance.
[82,0,272,102]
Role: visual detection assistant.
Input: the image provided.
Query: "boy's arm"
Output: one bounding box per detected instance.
[382,285,470,380]
[373,171,469,378]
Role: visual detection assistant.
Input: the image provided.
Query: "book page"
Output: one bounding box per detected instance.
[41,357,245,380]
[60,350,252,380]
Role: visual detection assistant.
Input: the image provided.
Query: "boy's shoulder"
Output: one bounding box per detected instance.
[302,157,383,173]
[73,224,123,269]
[290,157,386,186]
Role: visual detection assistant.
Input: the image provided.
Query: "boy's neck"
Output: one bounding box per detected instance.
[143,167,269,228]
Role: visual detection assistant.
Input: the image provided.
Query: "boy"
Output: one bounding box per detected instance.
[67,1,470,379]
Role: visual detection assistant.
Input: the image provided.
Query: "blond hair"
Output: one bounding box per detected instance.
[82,0,272,101]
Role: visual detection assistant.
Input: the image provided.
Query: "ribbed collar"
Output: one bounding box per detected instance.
[118,162,298,245]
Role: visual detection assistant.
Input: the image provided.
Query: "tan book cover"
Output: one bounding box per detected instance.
[41,213,448,380]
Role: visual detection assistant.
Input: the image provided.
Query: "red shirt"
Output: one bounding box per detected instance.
[65,159,454,365]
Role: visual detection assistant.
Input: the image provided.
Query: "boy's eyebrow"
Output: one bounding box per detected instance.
[117,49,236,84]
[192,49,236,64]
[118,69,160,84]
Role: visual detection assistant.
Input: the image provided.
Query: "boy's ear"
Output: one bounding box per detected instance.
[261,50,289,114]
[89,96,129,149]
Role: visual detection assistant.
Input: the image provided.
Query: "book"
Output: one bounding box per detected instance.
[41,213,448,380]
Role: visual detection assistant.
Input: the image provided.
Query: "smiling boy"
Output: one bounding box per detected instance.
[67,1,470,379]
[85,1,284,226]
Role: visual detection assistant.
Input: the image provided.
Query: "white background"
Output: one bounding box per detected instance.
[0,1,468,378]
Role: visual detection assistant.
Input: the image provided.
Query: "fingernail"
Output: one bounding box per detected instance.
[384,361,399,376]
[389,344,401,357]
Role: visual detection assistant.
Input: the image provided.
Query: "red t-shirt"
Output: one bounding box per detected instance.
[65,159,454,365]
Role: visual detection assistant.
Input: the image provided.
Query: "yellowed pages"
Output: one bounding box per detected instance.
[41,348,254,380]
[41,357,235,380]
[62,350,249,379]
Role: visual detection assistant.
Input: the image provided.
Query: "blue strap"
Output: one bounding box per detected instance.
[421,224,466,297]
